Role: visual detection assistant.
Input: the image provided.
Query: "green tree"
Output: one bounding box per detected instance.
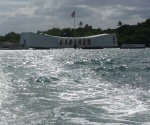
[4,32,20,42]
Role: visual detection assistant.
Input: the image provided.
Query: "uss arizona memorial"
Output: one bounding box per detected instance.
[19,32,118,49]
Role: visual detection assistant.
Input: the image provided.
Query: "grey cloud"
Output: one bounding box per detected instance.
[0,0,150,35]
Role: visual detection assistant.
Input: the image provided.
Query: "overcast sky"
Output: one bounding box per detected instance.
[0,0,149,35]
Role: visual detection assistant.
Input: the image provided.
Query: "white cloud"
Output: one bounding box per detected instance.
[0,0,149,35]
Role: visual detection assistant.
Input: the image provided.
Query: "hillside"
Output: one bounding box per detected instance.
[0,18,150,47]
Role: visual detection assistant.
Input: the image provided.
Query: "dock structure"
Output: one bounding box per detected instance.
[121,44,145,49]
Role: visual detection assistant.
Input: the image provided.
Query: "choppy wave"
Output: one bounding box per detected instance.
[0,49,150,125]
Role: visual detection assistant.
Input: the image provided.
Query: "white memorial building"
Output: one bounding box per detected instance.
[19,32,118,49]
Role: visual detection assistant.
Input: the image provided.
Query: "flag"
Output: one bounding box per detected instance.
[71,11,75,18]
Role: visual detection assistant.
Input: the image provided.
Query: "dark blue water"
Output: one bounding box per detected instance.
[0,49,150,125]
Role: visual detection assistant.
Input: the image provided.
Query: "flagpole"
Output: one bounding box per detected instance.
[71,10,76,38]
[74,10,75,38]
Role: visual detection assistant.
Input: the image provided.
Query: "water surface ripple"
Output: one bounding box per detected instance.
[0,49,150,125]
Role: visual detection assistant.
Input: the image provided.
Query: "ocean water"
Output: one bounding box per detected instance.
[0,49,150,125]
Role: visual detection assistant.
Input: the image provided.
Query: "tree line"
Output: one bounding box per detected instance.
[0,17,150,47]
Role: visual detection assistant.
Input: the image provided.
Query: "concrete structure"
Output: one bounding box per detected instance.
[121,44,145,49]
[0,42,19,49]
[19,32,118,49]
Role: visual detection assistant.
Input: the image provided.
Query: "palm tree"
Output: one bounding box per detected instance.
[117,21,123,26]
[79,21,83,28]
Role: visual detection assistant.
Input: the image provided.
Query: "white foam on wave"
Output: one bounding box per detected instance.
[70,117,122,125]
[84,85,148,119]
[59,74,149,124]
[142,123,150,125]
[59,79,112,101]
